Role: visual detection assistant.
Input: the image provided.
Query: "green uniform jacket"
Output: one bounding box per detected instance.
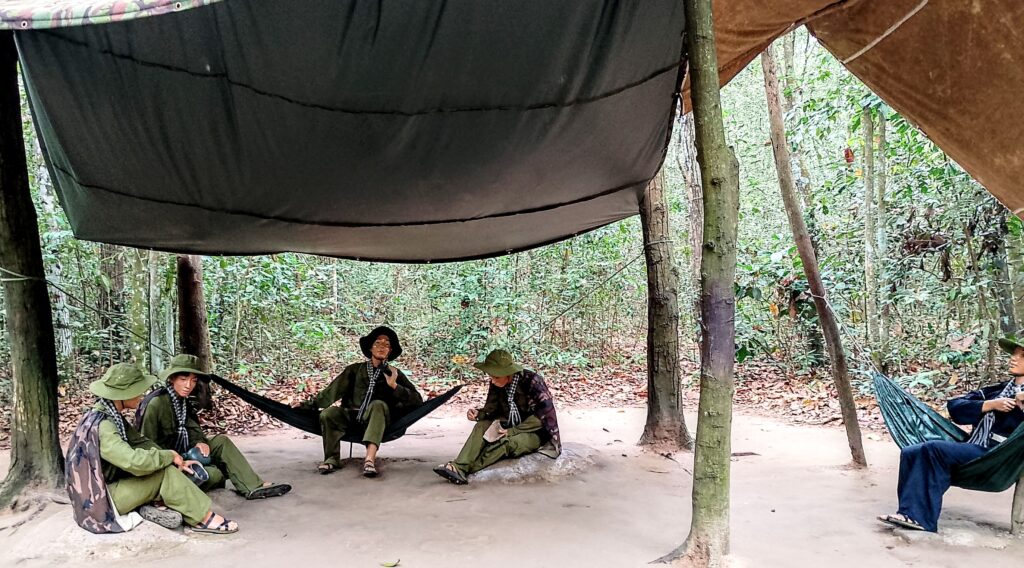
[93,402,176,483]
[477,380,532,423]
[138,393,209,452]
[306,362,423,412]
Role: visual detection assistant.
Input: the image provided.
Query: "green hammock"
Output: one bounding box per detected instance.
[873,373,1024,492]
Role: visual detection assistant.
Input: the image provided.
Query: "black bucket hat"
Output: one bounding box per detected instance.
[359,325,402,360]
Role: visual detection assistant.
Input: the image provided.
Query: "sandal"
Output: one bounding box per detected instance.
[877,513,925,531]
[432,462,468,485]
[246,482,292,500]
[192,512,238,534]
[318,462,338,475]
[138,504,182,529]
[362,460,379,478]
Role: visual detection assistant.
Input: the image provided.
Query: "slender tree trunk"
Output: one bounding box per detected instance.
[677,114,703,361]
[1013,476,1024,535]
[862,106,879,366]
[1008,232,1024,325]
[127,248,148,369]
[35,148,72,369]
[148,250,167,372]
[176,254,211,372]
[98,243,125,365]
[876,113,890,369]
[964,223,996,382]
[640,169,694,450]
[0,31,64,505]
[656,0,739,564]
[761,47,867,467]
[991,208,1017,335]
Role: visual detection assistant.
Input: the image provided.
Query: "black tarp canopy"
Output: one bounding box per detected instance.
[10,0,687,262]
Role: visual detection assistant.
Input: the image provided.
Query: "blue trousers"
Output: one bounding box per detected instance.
[896,440,987,531]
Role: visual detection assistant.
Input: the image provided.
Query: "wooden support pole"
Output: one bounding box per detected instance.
[0,31,64,505]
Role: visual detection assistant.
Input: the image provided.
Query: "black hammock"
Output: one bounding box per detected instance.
[208,374,462,444]
[872,373,1024,492]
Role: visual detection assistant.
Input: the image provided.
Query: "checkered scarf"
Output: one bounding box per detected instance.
[967,380,1018,448]
[506,373,522,427]
[98,398,128,442]
[166,387,191,453]
[357,361,385,422]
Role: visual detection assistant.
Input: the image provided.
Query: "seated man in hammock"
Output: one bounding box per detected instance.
[138,354,291,500]
[879,336,1024,531]
[433,349,561,485]
[291,326,423,476]
[67,363,238,534]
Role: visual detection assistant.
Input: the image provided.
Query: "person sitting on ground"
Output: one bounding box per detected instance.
[138,354,291,500]
[878,335,1024,532]
[66,363,238,534]
[433,349,561,485]
[291,325,423,477]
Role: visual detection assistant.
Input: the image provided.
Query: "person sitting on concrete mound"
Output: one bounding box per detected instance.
[66,363,238,534]
[138,354,291,500]
[434,349,561,485]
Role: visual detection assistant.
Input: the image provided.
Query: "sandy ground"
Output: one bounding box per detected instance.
[1,407,1022,568]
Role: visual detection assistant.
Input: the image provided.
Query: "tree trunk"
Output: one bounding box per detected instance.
[176,254,211,372]
[98,243,125,365]
[127,248,148,369]
[678,115,703,280]
[1013,475,1024,535]
[862,105,879,366]
[876,113,890,369]
[991,208,1017,335]
[148,250,168,372]
[35,145,72,369]
[677,114,703,361]
[761,47,867,468]
[639,169,694,451]
[655,0,739,564]
[0,31,64,506]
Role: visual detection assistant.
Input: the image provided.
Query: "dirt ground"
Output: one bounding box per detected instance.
[1,407,1021,568]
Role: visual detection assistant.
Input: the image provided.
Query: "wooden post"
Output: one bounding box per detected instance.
[656,0,740,564]
[176,254,211,371]
[0,31,64,505]
[639,169,694,450]
[761,47,867,468]
[1013,474,1024,535]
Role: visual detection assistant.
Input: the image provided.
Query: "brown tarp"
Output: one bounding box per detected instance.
[702,0,1024,214]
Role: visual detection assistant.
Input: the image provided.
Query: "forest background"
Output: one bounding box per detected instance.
[1,31,1018,443]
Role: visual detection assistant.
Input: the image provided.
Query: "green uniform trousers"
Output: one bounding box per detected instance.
[108,465,211,526]
[320,400,390,466]
[199,434,264,495]
[452,419,543,475]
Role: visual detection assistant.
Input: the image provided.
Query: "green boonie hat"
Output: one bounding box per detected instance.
[159,354,208,382]
[473,349,524,377]
[89,363,158,401]
[998,334,1024,355]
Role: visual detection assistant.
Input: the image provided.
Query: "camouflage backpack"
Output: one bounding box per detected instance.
[66,411,124,534]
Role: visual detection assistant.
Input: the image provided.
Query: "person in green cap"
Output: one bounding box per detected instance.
[137,354,291,500]
[433,349,561,485]
[878,334,1024,532]
[66,362,238,534]
[291,325,423,476]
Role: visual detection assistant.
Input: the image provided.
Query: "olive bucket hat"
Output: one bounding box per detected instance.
[89,363,158,401]
[998,334,1024,355]
[473,349,524,377]
[359,325,403,360]
[159,354,208,382]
